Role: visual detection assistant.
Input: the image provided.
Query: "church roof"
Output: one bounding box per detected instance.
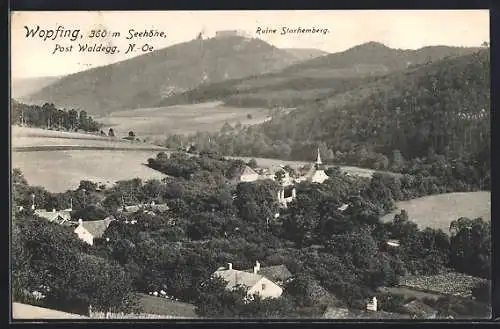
[237,166,259,177]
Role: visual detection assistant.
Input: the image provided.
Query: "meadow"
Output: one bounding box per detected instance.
[12,150,166,193]
[96,101,272,141]
[380,192,491,233]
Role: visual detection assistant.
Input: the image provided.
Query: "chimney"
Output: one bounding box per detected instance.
[52,208,56,213]
[253,266,258,274]
[78,218,83,225]
[228,262,233,270]
[292,187,297,199]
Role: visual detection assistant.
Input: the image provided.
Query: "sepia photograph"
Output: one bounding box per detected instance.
[10,10,491,321]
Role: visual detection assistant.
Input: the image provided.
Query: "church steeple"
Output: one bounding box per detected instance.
[315,148,322,168]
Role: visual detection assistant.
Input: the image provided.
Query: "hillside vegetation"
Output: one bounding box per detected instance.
[159,43,480,109]
[26,37,306,115]
[171,50,490,191]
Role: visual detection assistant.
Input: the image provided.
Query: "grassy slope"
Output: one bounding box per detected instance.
[96,102,272,139]
[380,192,491,232]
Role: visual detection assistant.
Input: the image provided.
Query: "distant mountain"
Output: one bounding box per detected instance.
[12,76,62,100]
[284,48,329,61]
[158,42,481,109]
[26,37,304,115]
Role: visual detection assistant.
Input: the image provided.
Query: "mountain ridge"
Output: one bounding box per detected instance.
[25,36,307,115]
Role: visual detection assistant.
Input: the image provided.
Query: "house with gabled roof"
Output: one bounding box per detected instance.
[74,216,115,246]
[212,263,283,299]
[34,209,72,225]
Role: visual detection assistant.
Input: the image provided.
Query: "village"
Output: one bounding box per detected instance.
[13,147,491,320]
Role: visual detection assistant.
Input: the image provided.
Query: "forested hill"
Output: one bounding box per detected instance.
[158,43,481,108]
[262,49,490,159]
[25,37,302,115]
[176,49,490,180]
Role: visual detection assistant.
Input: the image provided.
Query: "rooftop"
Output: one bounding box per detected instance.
[34,209,71,223]
[79,217,114,238]
[213,268,264,290]
[243,264,293,283]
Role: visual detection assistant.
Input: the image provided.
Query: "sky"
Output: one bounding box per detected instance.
[10,10,490,79]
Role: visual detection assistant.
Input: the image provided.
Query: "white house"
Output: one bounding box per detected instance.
[74,217,115,246]
[212,263,283,299]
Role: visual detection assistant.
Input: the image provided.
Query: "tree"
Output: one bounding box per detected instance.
[128,131,136,138]
[449,217,490,278]
[78,180,98,192]
[247,158,258,169]
[108,128,115,137]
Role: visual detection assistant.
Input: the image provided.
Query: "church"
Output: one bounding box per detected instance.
[304,148,329,184]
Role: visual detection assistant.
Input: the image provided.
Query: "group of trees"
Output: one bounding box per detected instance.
[11,150,491,318]
[12,100,101,132]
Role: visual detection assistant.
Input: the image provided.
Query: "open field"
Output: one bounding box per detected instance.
[12,126,167,151]
[96,102,271,139]
[381,192,491,232]
[12,302,88,319]
[12,150,166,192]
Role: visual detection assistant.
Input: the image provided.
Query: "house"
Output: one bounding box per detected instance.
[136,293,197,318]
[387,239,401,247]
[243,262,293,286]
[34,209,72,225]
[117,205,143,213]
[235,166,260,182]
[337,203,350,212]
[277,187,297,208]
[401,300,438,319]
[304,149,329,184]
[74,217,115,246]
[213,263,283,299]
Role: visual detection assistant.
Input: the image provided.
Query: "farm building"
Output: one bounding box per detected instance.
[212,263,283,299]
[74,217,115,245]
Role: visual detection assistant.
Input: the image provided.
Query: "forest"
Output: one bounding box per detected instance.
[11,151,491,318]
[163,50,490,193]
[11,100,101,132]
